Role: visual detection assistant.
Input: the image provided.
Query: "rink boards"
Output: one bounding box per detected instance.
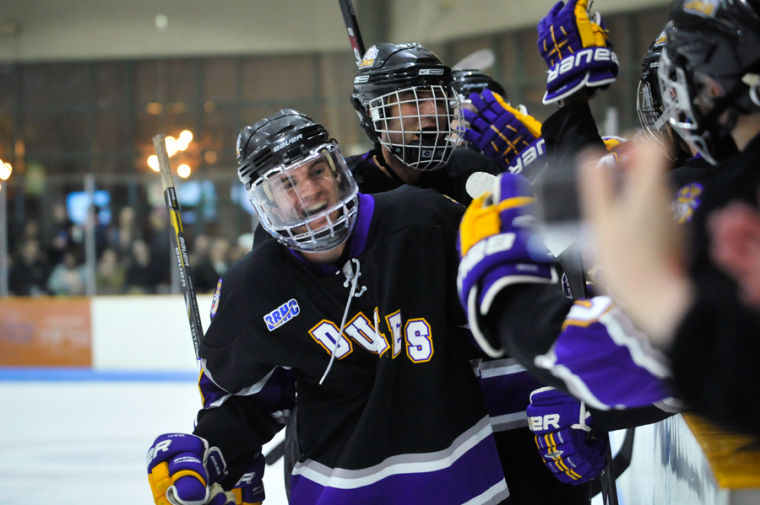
[1,295,759,505]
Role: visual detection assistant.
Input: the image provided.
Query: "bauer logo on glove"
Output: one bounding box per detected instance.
[537,0,619,104]
[526,387,609,485]
[147,433,232,505]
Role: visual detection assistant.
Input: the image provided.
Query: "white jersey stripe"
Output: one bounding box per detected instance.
[291,416,493,489]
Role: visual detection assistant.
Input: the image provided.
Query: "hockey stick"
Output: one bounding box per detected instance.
[337,0,366,67]
[452,48,496,71]
[153,134,204,362]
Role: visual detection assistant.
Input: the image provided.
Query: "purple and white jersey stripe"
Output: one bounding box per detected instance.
[288,417,509,505]
[198,361,294,423]
[534,296,679,411]
[477,358,543,432]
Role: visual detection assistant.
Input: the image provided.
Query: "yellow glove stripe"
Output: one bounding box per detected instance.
[575,0,608,48]
[148,462,173,504]
[550,26,564,61]
[545,434,580,481]
[460,195,501,257]
[171,469,206,488]
[602,137,622,151]
[548,433,585,481]
[491,126,520,153]
[232,487,262,505]
[497,196,535,212]
[459,195,535,257]
[491,95,543,138]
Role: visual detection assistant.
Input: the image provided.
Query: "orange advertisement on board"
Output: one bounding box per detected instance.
[0,298,92,366]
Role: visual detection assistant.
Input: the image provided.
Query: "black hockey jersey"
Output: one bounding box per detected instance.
[194,188,509,505]
[349,144,591,504]
[347,147,501,205]
[667,133,760,436]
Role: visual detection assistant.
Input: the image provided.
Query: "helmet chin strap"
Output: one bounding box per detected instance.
[373,145,410,184]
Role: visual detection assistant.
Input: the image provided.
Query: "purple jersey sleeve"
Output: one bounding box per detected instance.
[534,296,680,411]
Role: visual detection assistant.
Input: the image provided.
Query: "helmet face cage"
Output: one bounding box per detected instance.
[657,48,717,162]
[367,84,463,171]
[636,77,672,145]
[249,143,358,252]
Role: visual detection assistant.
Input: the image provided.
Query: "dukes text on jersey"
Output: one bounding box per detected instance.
[264,298,301,331]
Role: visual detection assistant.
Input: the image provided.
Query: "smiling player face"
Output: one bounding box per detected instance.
[267,155,342,231]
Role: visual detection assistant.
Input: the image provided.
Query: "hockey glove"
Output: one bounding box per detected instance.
[228,458,266,505]
[147,433,240,505]
[537,0,618,104]
[462,89,547,175]
[457,172,558,357]
[527,387,608,485]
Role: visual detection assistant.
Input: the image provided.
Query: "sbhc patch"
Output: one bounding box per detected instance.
[264,299,301,331]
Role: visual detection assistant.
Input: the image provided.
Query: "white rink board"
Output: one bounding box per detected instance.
[0,381,288,505]
[91,295,213,371]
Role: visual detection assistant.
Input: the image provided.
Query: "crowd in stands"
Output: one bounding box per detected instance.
[7,203,252,296]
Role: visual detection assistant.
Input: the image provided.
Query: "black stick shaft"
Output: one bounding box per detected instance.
[337,0,366,66]
[153,134,204,361]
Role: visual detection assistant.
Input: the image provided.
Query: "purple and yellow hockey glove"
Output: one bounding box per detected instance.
[147,433,261,505]
[462,89,547,174]
[458,172,558,357]
[537,0,618,104]
[527,387,608,485]
[229,459,266,505]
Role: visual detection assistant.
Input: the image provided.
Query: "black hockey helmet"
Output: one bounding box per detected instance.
[658,0,760,164]
[236,109,358,252]
[351,42,463,171]
[452,69,507,101]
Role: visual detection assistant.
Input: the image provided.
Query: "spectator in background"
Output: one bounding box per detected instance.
[228,232,254,265]
[48,228,71,266]
[109,206,141,259]
[125,239,154,294]
[96,247,126,295]
[47,248,86,296]
[189,234,220,293]
[209,237,230,277]
[9,238,50,296]
[146,208,172,293]
[47,202,76,265]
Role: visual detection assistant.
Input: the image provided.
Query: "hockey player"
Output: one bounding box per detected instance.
[457,0,686,492]
[348,42,501,204]
[146,109,509,505]
[349,42,595,504]
[452,68,507,103]
[577,0,760,437]
[450,68,510,151]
